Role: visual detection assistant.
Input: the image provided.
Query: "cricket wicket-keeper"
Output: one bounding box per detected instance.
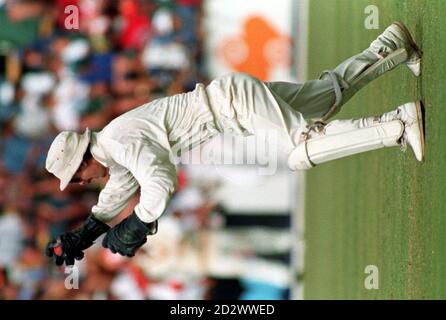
[45,22,424,266]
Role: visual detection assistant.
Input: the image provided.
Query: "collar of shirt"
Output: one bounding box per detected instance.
[89,131,114,168]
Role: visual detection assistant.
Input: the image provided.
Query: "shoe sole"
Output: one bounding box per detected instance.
[393,21,422,76]
[393,21,423,56]
[415,100,425,161]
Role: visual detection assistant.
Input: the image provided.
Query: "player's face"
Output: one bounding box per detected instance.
[70,159,108,186]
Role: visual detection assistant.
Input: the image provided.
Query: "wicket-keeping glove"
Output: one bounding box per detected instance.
[45,215,110,266]
[102,212,158,257]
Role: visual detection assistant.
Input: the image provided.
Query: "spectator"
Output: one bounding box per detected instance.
[0,0,212,300]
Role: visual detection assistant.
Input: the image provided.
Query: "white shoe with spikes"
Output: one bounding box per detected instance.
[369,21,422,77]
[393,21,422,77]
[395,101,425,161]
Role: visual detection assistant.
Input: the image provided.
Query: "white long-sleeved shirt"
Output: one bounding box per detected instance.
[90,83,219,223]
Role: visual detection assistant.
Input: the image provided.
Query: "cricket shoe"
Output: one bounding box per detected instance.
[368,21,422,77]
[381,101,425,161]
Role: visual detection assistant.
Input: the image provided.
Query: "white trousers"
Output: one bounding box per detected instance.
[205,72,306,156]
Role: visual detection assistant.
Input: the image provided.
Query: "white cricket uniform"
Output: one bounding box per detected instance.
[90,72,306,223]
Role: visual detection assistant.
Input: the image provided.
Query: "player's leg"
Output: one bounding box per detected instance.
[332,22,422,109]
[266,21,422,121]
[266,79,335,121]
[287,101,424,171]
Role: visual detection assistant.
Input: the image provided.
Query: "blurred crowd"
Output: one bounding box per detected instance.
[0,0,226,300]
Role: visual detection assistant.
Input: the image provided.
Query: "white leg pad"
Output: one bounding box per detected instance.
[288,120,404,171]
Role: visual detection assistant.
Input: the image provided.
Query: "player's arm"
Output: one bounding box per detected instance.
[91,166,140,222]
[101,140,178,257]
[46,165,140,266]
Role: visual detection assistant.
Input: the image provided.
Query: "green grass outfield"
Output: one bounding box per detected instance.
[304,0,446,299]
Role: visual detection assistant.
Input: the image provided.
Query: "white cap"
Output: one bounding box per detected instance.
[46,128,91,191]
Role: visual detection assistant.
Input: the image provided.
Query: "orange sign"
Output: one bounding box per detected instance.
[219,16,291,81]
